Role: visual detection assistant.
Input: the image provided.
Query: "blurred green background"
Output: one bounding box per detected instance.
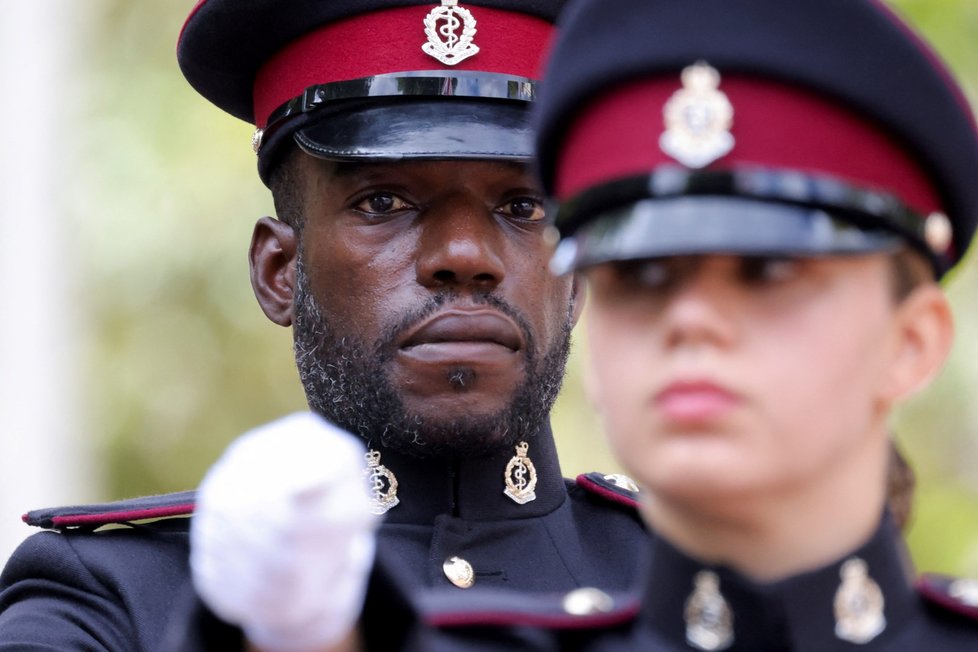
[49,0,978,576]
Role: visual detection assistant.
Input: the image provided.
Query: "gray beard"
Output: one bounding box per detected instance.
[291,257,573,458]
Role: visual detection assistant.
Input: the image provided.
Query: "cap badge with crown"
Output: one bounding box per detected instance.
[422,0,480,66]
[660,62,735,169]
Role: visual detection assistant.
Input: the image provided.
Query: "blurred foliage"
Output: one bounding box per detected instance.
[68,1,978,576]
[885,0,978,578]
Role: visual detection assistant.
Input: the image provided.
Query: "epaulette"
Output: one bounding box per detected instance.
[23,491,196,530]
[422,585,640,630]
[916,573,978,622]
[574,472,641,510]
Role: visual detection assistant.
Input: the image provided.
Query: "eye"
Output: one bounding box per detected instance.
[353,192,412,216]
[496,197,547,222]
[738,256,801,285]
[611,258,695,291]
[626,260,671,289]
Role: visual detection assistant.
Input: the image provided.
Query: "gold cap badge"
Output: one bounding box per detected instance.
[422,0,479,66]
[660,62,735,169]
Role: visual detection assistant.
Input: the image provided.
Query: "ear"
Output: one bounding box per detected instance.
[250,216,298,327]
[570,272,588,326]
[879,283,954,404]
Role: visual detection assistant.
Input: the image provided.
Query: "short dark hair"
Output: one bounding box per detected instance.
[889,248,934,302]
[268,146,305,232]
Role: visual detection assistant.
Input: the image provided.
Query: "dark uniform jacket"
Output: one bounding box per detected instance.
[0,424,646,650]
[428,512,978,650]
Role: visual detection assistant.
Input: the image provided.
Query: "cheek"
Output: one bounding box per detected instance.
[303,230,418,332]
[753,298,894,465]
[585,311,655,458]
[518,259,575,345]
[796,308,889,399]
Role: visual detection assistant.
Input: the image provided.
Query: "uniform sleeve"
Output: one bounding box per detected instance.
[0,530,136,650]
[158,586,245,652]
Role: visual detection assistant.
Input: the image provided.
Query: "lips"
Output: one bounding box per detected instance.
[653,380,740,423]
[398,310,524,358]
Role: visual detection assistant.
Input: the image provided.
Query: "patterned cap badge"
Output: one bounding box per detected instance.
[660,62,735,169]
[422,0,480,66]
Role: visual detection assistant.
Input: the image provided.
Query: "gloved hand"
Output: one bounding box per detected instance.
[190,412,378,652]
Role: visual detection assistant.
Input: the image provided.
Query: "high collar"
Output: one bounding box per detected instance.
[640,512,917,651]
[367,423,566,523]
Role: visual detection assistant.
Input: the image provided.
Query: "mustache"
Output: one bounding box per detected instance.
[376,291,537,362]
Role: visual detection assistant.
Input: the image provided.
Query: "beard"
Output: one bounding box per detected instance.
[291,257,573,458]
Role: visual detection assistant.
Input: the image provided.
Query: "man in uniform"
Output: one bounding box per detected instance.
[0,1,646,650]
[430,0,978,648]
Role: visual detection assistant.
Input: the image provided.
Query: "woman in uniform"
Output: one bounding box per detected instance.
[528,0,978,648]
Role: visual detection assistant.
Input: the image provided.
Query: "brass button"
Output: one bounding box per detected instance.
[563,587,614,616]
[443,556,475,589]
[603,473,640,493]
[950,578,978,607]
[924,211,952,254]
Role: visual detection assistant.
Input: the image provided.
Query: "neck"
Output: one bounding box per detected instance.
[640,429,890,582]
[368,422,567,523]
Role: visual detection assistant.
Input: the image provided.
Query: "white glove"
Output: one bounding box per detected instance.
[190,412,379,652]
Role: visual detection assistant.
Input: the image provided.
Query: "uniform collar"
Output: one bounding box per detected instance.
[366,423,566,523]
[640,512,917,651]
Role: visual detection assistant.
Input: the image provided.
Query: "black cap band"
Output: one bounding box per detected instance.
[257,71,536,154]
[551,167,943,275]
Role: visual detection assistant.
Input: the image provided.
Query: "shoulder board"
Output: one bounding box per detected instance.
[916,573,978,622]
[23,490,196,530]
[574,472,641,510]
[422,585,640,630]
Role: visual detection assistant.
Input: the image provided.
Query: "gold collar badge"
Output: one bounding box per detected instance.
[364,450,400,515]
[503,441,537,505]
[660,62,735,169]
[422,0,479,66]
[684,570,734,651]
[833,557,886,644]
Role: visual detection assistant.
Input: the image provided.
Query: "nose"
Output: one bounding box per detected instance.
[659,260,738,350]
[414,196,506,291]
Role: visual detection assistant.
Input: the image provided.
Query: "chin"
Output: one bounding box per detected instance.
[400,419,517,458]
[635,446,757,494]
[404,391,511,420]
